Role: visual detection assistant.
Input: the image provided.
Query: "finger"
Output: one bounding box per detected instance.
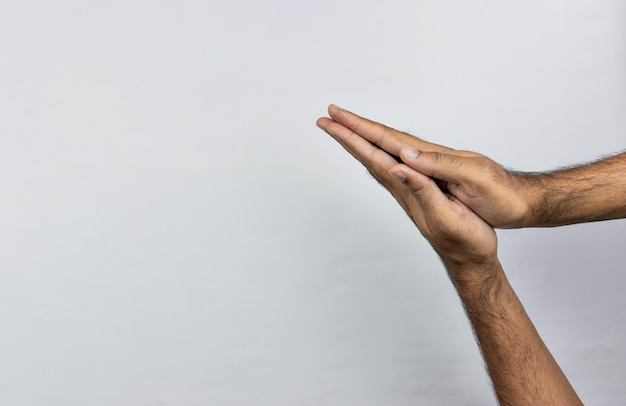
[316,117,399,175]
[317,117,413,216]
[327,104,453,156]
[398,147,479,185]
[388,164,452,219]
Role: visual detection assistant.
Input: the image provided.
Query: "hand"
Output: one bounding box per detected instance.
[318,105,538,228]
[316,105,498,273]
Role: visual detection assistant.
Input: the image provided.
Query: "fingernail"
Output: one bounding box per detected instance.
[390,170,406,182]
[329,104,341,113]
[402,146,420,160]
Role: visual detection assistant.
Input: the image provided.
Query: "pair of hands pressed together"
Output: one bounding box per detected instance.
[316,104,530,276]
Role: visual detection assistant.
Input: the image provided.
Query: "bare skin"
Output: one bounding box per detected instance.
[318,105,626,228]
[316,104,584,405]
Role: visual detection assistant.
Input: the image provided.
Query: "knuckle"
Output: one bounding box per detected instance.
[431,151,445,163]
[374,124,391,147]
[370,147,386,162]
[432,151,464,169]
[408,183,432,206]
[448,155,465,169]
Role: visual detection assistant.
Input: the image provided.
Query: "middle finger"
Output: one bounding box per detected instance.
[327,105,454,157]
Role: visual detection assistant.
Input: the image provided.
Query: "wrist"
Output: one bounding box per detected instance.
[445,258,506,305]
[509,172,547,228]
[443,256,501,288]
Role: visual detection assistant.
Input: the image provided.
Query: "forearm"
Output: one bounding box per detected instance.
[519,151,626,227]
[447,260,582,405]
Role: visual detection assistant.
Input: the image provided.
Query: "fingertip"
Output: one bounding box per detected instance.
[399,149,441,179]
[447,182,460,194]
[329,104,351,121]
[328,104,342,116]
[389,163,428,184]
[389,166,407,182]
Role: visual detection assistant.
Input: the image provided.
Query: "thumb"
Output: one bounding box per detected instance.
[398,146,476,185]
[388,164,449,214]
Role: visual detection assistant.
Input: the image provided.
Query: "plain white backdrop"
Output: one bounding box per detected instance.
[1,1,625,404]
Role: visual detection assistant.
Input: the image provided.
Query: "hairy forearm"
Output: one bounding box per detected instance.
[519,151,626,227]
[448,261,582,405]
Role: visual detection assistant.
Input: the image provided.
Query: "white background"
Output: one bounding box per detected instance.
[1,1,625,404]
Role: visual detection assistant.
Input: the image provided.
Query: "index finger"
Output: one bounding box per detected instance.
[316,116,399,176]
[327,104,454,157]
